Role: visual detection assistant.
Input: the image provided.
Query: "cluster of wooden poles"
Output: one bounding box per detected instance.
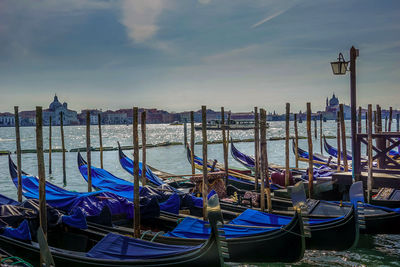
[10,103,398,245]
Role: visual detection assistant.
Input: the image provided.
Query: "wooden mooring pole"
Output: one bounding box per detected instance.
[389,107,393,132]
[397,113,399,132]
[294,114,299,169]
[336,111,341,171]
[36,107,47,237]
[285,103,290,187]
[14,106,22,202]
[141,111,147,186]
[254,107,260,191]
[314,117,317,139]
[367,104,373,203]
[307,103,313,198]
[339,104,349,171]
[133,107,140,238]
[183,120,188,146]
[221,107,229,188]
[86,111,92,192]
[98,113,103,169]
[60,112,66,186]
[201,106,208,220]
[358,106,362,133]
[190,111,195,176]
[320,114,323,155]
[260,109,271,212]
[49,116,52,175]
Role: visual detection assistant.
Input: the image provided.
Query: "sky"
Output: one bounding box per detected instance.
[0,0,399,114]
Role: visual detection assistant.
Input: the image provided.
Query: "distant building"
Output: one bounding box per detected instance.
[102,110,128,124]
[0,112,15,126]
[323,93,351,120]
[43,95,79,125]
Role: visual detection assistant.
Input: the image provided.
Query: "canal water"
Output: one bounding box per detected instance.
[0,121,399,266]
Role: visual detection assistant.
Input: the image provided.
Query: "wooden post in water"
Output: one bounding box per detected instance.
[183,120,187,146]
[339,104,349,171]
[376,105,384,168]
[336,111,341,171]
[254,107,260,190]
[133,107,140,238]
[358,106,362,133]
[221,107,229,188]
[260,109,271,212]
[285,103,290,187]
[314,116,317,139]
[36,107,47,237]
[60,112,66,186]
[201,106,208,220]
[49,116,52,175]
[227,112,231,143]
[377,105,382,133]
[389,107,393,132]
[294,114,299,169]
[320,114,323,155]
[373,111,377,133]
[190,111,195,175]
[98,113,103,169]
[14,106,22,202]
[367,104,373,203]
[86,111,92,192]
[385,116,388,132]
[141,111,147,186]
[306,103,313,197]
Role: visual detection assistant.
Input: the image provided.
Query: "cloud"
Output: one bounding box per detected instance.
[251,1,298,28]
[120,0,167,43]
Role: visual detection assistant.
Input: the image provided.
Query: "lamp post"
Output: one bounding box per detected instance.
[331,46,359,181]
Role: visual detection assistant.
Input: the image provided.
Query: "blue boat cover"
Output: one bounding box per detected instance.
[0,194,19,206]
[120,154,165,186]
[159,194,180,214]
[11,173,159,220]
[62,207,88,229]
[229,208,344,227]
[87,233,202,260]
[1,219,31,241]
[79,162,202,212]
[164,216,279,239]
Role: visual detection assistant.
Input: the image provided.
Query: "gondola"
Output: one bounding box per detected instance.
[79,153,361,252]
[0,196,227,267]
[221,182,400,235]
[78,153,306,262]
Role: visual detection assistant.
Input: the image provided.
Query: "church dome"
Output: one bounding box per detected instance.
[49,94,62,111]
[329,93,339,106]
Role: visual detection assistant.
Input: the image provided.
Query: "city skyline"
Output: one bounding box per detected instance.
[1,1,399,113]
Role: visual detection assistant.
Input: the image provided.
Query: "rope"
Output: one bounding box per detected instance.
[279,226,308,238]
[150,231,165,242]
[140,230,152,239]
[1,256,33,267]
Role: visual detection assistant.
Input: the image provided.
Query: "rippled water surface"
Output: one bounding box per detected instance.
[0,121,399,266]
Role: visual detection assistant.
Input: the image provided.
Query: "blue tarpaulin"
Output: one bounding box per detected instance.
[164,216,278,239]
[87,233,202,260]
[1,219,31,241]
[79,161,202,211]
[62,207,88,229]
[230,208,344,227]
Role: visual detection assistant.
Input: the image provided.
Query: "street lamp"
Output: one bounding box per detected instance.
[330,53,349,75]
[331,46,359,181]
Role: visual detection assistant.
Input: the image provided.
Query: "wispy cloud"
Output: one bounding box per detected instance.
[120,0,168,43]
[251,1,298,28]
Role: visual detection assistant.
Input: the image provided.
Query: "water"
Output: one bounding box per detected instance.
[0,121,399,266]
